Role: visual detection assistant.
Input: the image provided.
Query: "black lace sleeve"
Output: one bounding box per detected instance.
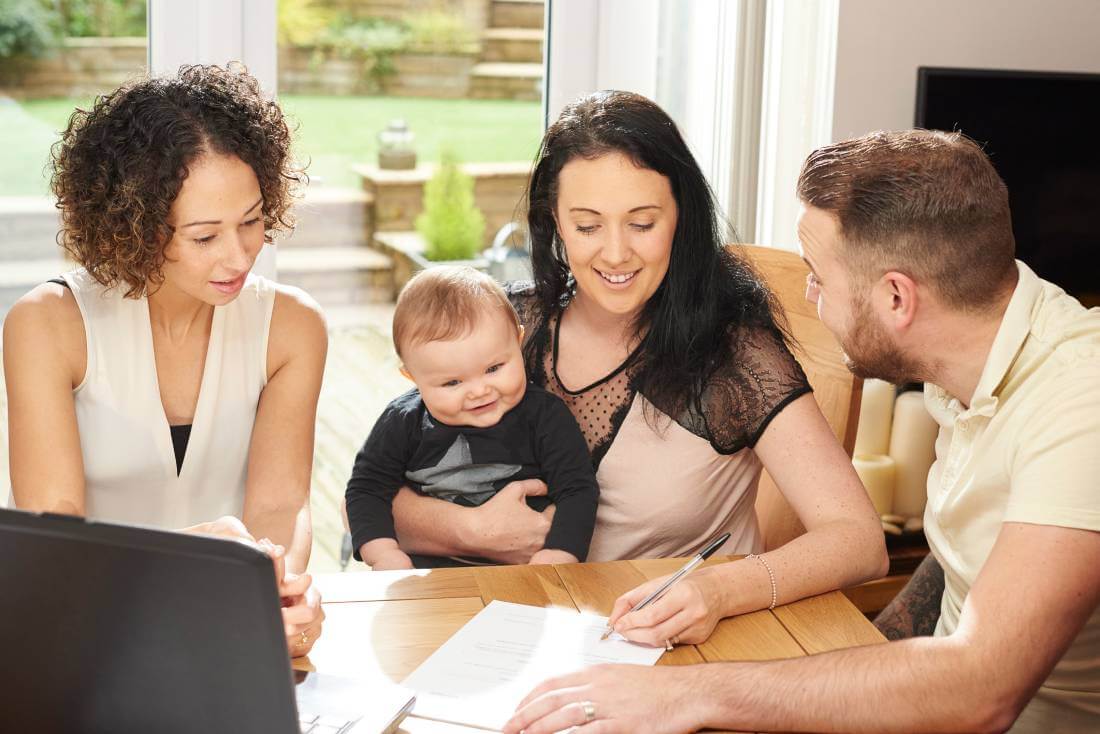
[686,324,812,454]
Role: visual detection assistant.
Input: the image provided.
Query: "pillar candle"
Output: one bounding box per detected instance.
[853,453,896,516]
[888,391,939,518]
[854,379,896,456]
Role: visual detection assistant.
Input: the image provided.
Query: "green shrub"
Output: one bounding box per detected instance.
[404,9,478,54]
[58,0,146,38]
[319,17,409,86]
[0,0,55,61]
[416,152,485,262]
[277,0,333,48]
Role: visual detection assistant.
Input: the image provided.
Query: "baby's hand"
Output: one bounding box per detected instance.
[529,549,579,566]
[362,538,415,571]
[369,548,415,570]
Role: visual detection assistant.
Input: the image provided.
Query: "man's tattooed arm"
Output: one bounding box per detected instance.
[874,553,945,640]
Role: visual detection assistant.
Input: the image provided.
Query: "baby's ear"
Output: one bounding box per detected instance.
[399,365,413,381]
[518,324,526,342]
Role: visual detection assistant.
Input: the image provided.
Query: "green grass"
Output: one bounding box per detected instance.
[0,94,543,195]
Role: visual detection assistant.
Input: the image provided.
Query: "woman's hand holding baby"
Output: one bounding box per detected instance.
[469,478,555,564]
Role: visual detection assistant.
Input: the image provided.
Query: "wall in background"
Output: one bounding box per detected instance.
[831,0,1100,140]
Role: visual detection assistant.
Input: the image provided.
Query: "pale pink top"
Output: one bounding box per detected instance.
[507,284,810,562]
[586,394,763,561]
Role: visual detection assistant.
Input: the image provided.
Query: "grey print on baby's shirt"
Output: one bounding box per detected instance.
[405,434,521,506]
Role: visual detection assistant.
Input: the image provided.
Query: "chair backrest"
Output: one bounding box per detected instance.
[730,244,863,550]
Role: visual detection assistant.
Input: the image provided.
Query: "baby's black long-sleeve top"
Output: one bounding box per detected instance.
[345,384,599,564]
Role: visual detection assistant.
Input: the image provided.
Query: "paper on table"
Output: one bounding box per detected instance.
[402,600,665,731]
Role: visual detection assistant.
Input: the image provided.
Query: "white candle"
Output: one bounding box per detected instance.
[888,391,939,518]
[853,453,896,515]
[854,379,896,456]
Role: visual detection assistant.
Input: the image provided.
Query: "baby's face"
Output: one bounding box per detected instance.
[402,308,527,428]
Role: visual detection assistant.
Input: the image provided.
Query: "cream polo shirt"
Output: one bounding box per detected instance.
[923,261,1100,733]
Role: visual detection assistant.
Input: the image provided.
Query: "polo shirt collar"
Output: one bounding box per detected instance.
[928,260,1041,419]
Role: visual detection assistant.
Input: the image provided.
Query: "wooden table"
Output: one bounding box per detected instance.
[294,557,885,733]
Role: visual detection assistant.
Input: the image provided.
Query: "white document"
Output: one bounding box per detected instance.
[402,600,666,731]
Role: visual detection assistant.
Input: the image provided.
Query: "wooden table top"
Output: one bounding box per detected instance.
[294,557,885,733]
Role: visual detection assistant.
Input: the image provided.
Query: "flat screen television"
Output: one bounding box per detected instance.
[915,66,1100,306]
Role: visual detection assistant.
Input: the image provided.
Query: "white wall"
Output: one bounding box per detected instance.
[831,0,1100,141]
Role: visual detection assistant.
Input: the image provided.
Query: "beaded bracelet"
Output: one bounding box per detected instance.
[746,553,778,610]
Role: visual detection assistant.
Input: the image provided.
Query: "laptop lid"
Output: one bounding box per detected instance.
[0,507,300,734]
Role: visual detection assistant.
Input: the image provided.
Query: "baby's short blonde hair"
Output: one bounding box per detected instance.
[392,265,521,359]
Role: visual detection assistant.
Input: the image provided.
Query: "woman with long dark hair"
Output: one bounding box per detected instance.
[392,91,885,645]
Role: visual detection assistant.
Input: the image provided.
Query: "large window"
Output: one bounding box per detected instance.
[0,0,553,573]
[0,0,149,501]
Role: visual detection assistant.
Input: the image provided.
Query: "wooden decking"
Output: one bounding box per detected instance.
[0,303,404,574]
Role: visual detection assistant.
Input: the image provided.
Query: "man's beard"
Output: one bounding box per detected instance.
[840,297,927,385]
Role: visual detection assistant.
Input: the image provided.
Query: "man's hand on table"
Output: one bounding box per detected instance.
[504,664,705,734]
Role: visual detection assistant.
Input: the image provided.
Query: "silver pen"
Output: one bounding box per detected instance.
[600,532,732,641]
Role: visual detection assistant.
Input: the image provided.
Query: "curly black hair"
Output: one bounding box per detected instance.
[50,63,304,298]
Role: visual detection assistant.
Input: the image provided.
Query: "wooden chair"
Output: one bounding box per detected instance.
[730,244,863,551]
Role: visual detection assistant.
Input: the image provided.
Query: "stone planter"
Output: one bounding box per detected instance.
[381,50,478,98]
[355,161,532,246]
[277,46,477,97]
[0,37,146,99]
[278,48,371,95]
[373,230,488,300]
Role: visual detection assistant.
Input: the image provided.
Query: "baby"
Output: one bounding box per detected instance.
[345,266,599,570]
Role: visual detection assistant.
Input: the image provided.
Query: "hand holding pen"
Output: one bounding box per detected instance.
[601,532,731,649]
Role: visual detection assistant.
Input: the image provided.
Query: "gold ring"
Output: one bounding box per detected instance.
[580,700,596,723]
[299,631,309,647]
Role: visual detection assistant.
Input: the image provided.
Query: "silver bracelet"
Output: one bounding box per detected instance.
[746,553,777,610]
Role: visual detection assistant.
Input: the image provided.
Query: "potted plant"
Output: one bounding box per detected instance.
[373,152,489,299]
[416,151,486,262]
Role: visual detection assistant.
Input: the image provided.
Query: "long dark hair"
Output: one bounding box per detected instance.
[526,90,787,417]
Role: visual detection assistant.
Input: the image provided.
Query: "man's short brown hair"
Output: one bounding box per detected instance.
[797,129,1017,310]
[392,266,521,359]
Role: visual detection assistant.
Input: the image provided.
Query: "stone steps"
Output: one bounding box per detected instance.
[0,197,64,262]
[0,187,373,261]
[0,257,71,313]
[276,246,393,305]
[279,187,374,249]
[469,62,543,102]
[491,0,545,30]
[481,28,543,64]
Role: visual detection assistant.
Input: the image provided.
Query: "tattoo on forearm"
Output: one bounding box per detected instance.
[874,554,945,641]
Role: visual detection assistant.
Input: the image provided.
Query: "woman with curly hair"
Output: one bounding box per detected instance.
[391,91,886,648]
[3,64,326,657]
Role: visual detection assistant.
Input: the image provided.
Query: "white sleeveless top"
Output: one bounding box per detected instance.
[60,269,275,529]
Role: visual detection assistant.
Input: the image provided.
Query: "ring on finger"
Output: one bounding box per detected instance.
[580,700,597,724]
[299,631,309,647]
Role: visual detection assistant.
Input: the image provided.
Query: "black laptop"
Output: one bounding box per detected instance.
[0,507,415,734]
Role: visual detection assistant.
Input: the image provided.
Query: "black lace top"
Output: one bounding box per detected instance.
[507,282,812,470]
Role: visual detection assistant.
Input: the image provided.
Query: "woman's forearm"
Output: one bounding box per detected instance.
[392,486,479,557]
[246,501,313,575]
[717,518,887,617]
